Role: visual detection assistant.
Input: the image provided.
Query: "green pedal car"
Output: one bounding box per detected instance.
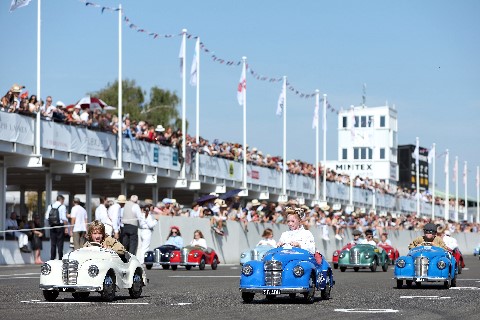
[337,244,389,272]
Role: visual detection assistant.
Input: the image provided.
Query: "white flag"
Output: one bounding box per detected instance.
[427,144,436,164]
[237,66,246,106]
[179,36,185,78]
[189,38,199,86]
[10,0,31,12]
[412,142,419,166]
[453,157,458,182]
[463,162,467,186]
[312,100,319,129]
[276,84,285,116]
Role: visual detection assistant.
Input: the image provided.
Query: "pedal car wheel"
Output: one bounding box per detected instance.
[43,290,59,302]
[406,280,413,287]
[333,263,338,269]
[185,265,192,270]
[451,275,457,287]
[242,292,254,303]
[415,281,422,287]
[443,279,451,289]
[457,263,462,274]
[320,271,332,300]
[265,294,276,300]
[72,292,90,300]
[289,293,296,299]
[211,257,218,270]
[145,264,153,270]
[353,267,359,272]
[199,258,206,270]
[340,267,346,272]
[171,265,178,271]
[370,260,377,272]
[101,273,116,302]
[382,261,389,272]
[303,274,315,304]
[161,264,170,270]
[129,270,143,299]
[396,280,403,289]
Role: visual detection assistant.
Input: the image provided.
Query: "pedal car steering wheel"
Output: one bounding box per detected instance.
[420,242,433,246]
[89,242,102,247]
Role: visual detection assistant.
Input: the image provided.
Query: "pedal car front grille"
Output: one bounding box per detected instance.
[251,250,258,260]
[350,249,360,264]
[62,260,79,285]
[264,260,282,286]
[154,249,160,263]
[414,256,429,277]
[181,248,189,263]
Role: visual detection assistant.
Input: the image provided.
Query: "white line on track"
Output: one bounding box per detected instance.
[335,309,399,313]
[400,296,451,299]
[0,273,39,277]
[170,303,192,306]
[21,300,149,305]
[0,276,39,279]
[169,276,239,278]
[457,279,480,281]
[450,287,480,290]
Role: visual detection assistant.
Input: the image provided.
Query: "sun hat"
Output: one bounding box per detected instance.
[117,195,127,204]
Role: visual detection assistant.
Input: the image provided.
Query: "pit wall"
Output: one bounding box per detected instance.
[1,217,479,265]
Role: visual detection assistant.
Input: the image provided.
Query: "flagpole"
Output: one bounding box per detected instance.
[314,90,320,202]
[455,156,459,222]
[195,37,200,182]
[180,28,187,180]
[242,57,247,191]
[476,165,479,223]
[117,4,123,169]
[282,76,287,197]
[415,137,420,216]
[431,143,436,220]
[322,93,327,202]
[464,161,468,222]
[444,149,449,220]
[35,0,41,156]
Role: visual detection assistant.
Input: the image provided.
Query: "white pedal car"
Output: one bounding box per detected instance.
[39,243,147,302]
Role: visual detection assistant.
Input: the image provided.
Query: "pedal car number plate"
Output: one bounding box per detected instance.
[415,278,425,282]
[263,289,281,295]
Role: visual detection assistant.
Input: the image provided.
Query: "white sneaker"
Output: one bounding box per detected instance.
[322,235,330,241]
[335,234,342,240]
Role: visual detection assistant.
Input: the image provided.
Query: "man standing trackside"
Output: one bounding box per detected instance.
[70,197,88,250]
[108,195,126,240]
[45,195,68,260]
[121,195,143,255]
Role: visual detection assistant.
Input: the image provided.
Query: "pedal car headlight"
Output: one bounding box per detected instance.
[242,264,253,276]
[293,265,304,277]
[88,265,99,277]
[339,252,345,258]
[364,253,371,259]
[240,253,246,258]
[193,252,199,258]
[333,251,339,257]
[396,259,406,268]
[437,260,447,270]
[41,263,51,275]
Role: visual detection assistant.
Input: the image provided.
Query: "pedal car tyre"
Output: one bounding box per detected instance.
[340,266,346,272]
[333,263,338,269]
[128,270,143,299]
[185,265,192,270]
[72,292,90,300]
[303,274,315,304]
[162,264,170,270]
[171,265,178,270]
[242,292,254,303]
[101,273,116,302]
[43,290,59,301]
[443,279,451,289]
[145,264,152,270]
[370,259,377,272]
[396,280,403,289]
[320,272,332,300]
[457,263,462,274]
[199,257,206,270]
[211,257,218,270]
[382,261,388,272]
[451,275,457,287]
[415,281,422,287]
[353,267,359,272]
[406,280,413,287]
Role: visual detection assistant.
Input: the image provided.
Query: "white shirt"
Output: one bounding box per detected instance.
[71,204,88,232]
[139,213,157,230]
[443,235,458,250]
[278,226,316,254]
[378,239,392,246]
[95,204,110,224]
[45,201,68,225]
[257,238,277,247]
[108,203,121,233]
[190,238,207,249]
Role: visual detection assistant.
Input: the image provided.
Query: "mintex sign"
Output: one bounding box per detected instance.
[325,161,374,178]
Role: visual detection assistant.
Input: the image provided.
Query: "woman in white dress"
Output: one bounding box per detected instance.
[277,207,316,254]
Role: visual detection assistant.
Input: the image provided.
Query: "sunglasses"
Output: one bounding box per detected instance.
[171,231,178,234]
[424,230,435,234]
[366,235,373,238]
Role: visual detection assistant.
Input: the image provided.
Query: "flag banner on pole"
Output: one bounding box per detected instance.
[179,35,185,78]
[9,0,31,12]
[189,38,199,86]
[428,144,436,164]
[323,99,328,131]
[453,157,458,182]
[312,100,319,129]
[237,66,246,106]
[412,142,419,166]
[276,84,285,116]
[463,162,467,186]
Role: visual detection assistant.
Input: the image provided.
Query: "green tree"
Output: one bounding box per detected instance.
[142,86,182,129]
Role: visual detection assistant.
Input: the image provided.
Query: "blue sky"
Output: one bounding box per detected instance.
[1,0,479,199]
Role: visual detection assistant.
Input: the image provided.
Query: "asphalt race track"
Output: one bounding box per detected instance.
[1,256,479,320]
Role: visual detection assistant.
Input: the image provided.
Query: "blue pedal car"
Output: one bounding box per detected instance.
[239,246,334,303]
[394,243,457,289]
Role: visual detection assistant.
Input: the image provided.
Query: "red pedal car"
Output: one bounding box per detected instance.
[169,245,220,271]
[452,248,465,274]
[378,243,400,265]
[332,243,355,269]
